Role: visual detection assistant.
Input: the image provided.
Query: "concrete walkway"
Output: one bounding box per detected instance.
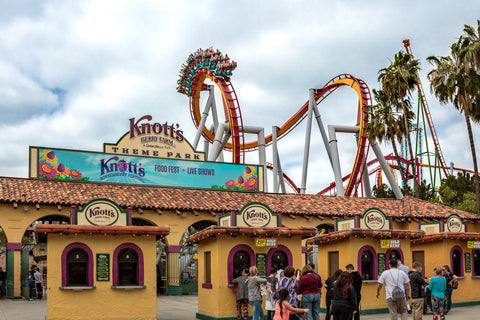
[1,295,479,319]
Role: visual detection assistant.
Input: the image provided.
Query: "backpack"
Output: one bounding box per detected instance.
[391,270,405,302]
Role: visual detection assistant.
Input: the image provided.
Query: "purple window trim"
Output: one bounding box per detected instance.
[61,243,94,287]
[473,249,480,276]
[112,243,144,286]
[6,242,22,251]
[385,248,404,269]
[355,215,360,228]
[202,283,213,289]
[357,245,378,280]
[127,208,132,226]
[450,245,464,277]
[70,206,76,224]
[227,244,255,284]
[266,245,293,277]
[166,245,181,253]
[231,210,236,226]
[302,246,307,254]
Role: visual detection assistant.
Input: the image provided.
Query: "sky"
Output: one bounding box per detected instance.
[1,0,479,195]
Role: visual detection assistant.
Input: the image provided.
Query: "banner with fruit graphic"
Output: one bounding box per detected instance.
[30,147,263,192]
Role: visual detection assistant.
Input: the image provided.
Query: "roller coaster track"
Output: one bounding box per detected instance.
[178,49,371,196]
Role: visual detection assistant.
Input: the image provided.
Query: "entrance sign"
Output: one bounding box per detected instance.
[76,199,129,226]
[97,254,110,281]
[378,253,386,275]
[445,214,465,232]
[30,147,263,192]
[240,203,276,227]
[104,115,205,161]
[465,252,471,273]
[361,208,390,230]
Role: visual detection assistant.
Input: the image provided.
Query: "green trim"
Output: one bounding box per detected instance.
[6,249,14,298]
[452,300,480,308]
[196,313,253,320]
[166,285,183,295]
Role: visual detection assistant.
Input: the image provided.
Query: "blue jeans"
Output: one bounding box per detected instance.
[250,300,264,320]
[302,293,321,320]
[445,287,453,312]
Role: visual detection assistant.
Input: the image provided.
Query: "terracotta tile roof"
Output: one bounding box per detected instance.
[0,176,477,221]
[411,232,480,244]
[35,224,169,236]
[186,226,317,244]
[307,228,425,245]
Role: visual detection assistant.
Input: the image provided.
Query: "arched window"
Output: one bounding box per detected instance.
[113,243,144,287]
[267,245,293,276]
[386,249,404,269]
[358,246,377,280]
[227,245,255,284]
[451,246,463,276]
[473,250,480,276]
[61,243,94,287]
[232,250,250,280]
[118,249,138,286]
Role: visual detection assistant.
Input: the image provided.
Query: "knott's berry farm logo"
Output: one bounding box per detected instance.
[363,208,387,230]
[84,200,120,226]
[241,203,273,227]
[100,156,146,183]
[446,215,463,232]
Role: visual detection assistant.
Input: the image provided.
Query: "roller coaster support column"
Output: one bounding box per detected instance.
[313,99,334,168]
[328,125,360,197]
[243,126,268,191]
[207,123,228,161]
[300,89,316,194]
[370,139,403,199]
[193,85,219,150]
[272,126,287,193]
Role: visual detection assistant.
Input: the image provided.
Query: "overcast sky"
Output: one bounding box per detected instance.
[1,1,479,195]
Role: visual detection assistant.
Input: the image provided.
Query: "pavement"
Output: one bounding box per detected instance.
[1,295,480,319]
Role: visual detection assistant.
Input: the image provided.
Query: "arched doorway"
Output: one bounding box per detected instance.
[178,220,217,294]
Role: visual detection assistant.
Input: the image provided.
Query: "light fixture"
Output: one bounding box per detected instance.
[182,212,187,218]
[23,205,29,211]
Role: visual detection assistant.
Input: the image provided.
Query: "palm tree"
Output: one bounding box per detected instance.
[366,89,407,189]
[458,20,480,71]
[378,51,421,197]
[427,41,480,214]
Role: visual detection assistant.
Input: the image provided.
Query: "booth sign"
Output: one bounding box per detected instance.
[361,208,390,230]
[75,198,129,226]
[241,203,275,227]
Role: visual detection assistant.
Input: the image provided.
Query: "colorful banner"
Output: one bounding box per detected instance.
[30,147,263,192]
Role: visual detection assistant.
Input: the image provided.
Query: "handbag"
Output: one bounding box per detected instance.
[453,280,458,289]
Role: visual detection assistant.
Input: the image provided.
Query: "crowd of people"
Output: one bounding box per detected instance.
[232,259,457,320]
[232,263,362,320]
[376,258,458,320]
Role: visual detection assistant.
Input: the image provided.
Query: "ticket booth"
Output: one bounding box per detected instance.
[307,208,424,314]
[186,202,317,320]
[412,214,480,307]
[35,199,169,320]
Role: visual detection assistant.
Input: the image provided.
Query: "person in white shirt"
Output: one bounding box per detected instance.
[376,258,411,320]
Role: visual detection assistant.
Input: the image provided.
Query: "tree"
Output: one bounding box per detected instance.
[427,39,480,214]
[433,172,477,213]
[367,89,406,188]
[378,51,421,197]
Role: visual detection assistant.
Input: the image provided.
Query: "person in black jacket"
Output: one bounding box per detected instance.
[331,271,357,320]
[345,264,362,320]
[408,262,428,320]
[324,269,343,320]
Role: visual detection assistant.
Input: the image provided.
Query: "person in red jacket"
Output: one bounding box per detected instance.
[298,264,322,320]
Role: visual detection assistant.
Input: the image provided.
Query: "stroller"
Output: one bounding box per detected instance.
[423,285,432,314]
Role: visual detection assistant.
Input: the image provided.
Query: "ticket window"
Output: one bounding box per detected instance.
[67,248,89,286]
[388,250,402,263]
[118,249,138,286]
[361,250,374,280]
[270,250,287,272]
[473,250,480,276]
[233,251,250,279]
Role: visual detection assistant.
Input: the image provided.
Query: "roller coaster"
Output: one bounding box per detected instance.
[176,44,474,198]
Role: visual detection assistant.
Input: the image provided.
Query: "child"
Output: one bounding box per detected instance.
[266,267,278,320]
[232,269,250,320]
[274,288,309,320]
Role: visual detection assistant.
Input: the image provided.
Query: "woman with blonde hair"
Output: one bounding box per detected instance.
[429,266,446,320]
[246,266,268,320]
